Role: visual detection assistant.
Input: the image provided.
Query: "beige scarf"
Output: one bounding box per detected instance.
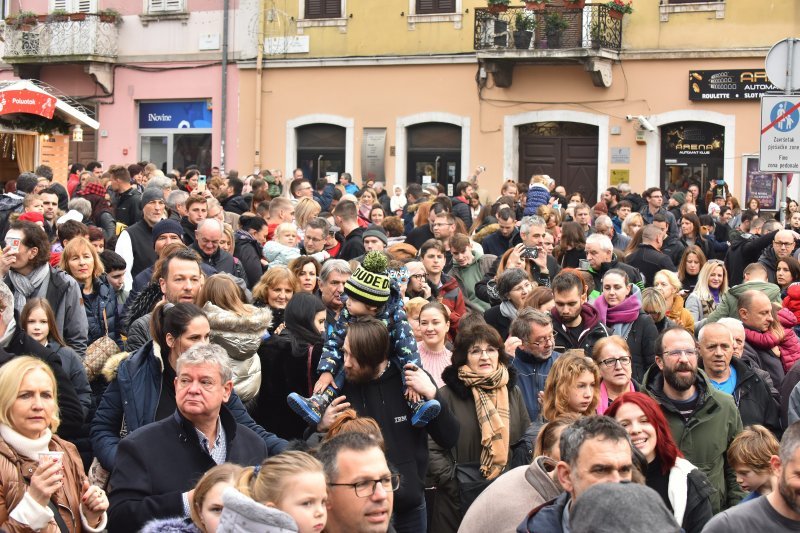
[457,364,510,480]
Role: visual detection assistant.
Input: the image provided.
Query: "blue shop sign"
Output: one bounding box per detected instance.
[139,100,212,129]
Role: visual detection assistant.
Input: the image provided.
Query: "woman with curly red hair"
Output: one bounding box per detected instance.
[607,391,714,533]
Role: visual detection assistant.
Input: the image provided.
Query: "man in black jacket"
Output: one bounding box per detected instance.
[108,343,268,533]
[585,234,643,290]
[333,200,365,261]
[191,218,247,282]
[316,317,458,532]
[481,207,522,257]
[626,225,676,287]
[451,181,473,229]
[726,219,781,285]
[109,165,142,227]
[219,176,249,215]
[698,322,780,435]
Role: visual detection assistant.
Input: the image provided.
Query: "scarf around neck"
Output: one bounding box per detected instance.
[8,263,49,313]
[499,300,519,321]
[0,424,51,461]
[593,292,640,325]
[457,364,510,480]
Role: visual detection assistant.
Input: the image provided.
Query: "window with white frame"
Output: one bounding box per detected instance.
[297,0,346,33]
[407,0,462,30]
[147,0,186,14]
[50,0,96,12]
[660,0,725,22]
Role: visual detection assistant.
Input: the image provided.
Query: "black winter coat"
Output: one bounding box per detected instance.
[221,194,249,215]
[729,356,781,434]
[114,188,142,227]
[84,275,122,349]
[483,305,512,339]
[254,333,322,440]
[451,197,473,229]
[617,311,659,383]
[339,362,459,516]
[726,230,777,285]
[626,243,677,287]
[233,231,266,289]
[337,227,366,261]
[108,407,268,533]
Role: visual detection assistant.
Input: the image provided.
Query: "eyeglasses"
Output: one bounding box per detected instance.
[660,349,698,359]
[410,274,426,280]
[432,222,454,228]
[600,356,632,368]
[530,334,555,348]
[468,347,499,357]
[329,474,401,498]
[775,241,795,248]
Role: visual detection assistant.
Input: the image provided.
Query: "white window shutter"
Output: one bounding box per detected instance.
[149,0,183,12]
[148,0,166,12]
[75,0,96,13]
[165,0,184,11]
[51,0,69,11]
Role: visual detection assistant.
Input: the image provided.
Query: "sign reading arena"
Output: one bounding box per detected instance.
[689,69,778,101]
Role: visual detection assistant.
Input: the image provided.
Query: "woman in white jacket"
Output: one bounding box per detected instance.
[197,273,271,404]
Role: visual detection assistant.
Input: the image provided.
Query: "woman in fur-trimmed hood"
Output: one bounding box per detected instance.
[198,274,271,403]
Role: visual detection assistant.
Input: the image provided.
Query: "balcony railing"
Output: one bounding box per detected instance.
[474,5,622,52]
[3,14,118,63]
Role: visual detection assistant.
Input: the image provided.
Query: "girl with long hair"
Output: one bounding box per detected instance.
[541,352,600,421]
[554,221,586,269]
[685,259,728,326]
[653,270,695,334]
[677,245,707,295]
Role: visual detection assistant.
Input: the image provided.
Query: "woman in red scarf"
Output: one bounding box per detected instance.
[593,269,658,382]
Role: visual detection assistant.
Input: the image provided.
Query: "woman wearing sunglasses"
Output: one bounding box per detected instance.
[591,336,639,415]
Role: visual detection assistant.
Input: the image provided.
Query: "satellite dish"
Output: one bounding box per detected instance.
[765,38,800,92]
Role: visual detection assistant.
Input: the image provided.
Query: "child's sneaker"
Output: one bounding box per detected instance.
[287,386,336,425]
[410,398,441,427]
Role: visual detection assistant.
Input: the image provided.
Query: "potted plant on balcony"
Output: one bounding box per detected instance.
[525,0,549,11]
[69,12,88,21]
[6,11,38,30]
[544,11,568,48]
[513,11,536,49]
[487,0,510,15]
[44,9,69,23]
[606,0,633,20]
[98,8,123,25]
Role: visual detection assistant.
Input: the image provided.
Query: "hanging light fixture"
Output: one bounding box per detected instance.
[72,124,83,142]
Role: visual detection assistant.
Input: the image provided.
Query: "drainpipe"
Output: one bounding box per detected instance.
[254,0,266,173]
[220,0,230,173]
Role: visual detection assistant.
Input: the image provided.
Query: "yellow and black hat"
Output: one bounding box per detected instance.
[344,251,391,306]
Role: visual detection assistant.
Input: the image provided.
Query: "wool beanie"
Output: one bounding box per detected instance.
[592,201,608,214]
[671,191,686,205]
[570,482,680,533]
[345,251,391,306]
[151,219,184,245]
[141,187,164,206]
[363,226,388,246]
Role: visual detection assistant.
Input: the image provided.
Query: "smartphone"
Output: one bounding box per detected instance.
[6,237,19,254]
[579,259,590,270]
[520,247,539,260]
[197,175,207,192]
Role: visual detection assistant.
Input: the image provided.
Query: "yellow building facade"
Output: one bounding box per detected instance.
[237,0,799,205]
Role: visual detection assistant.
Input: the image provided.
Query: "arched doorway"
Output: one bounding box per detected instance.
[518,121,599,202]
[296,124,346,186]
[406,122,462,193]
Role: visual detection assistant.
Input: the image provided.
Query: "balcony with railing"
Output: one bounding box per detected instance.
[2,14,119,65]
[474,4,624,88]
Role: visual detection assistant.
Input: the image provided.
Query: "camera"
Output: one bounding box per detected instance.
[521,247,539,260]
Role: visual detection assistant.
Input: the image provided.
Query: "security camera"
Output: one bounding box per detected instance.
[637,115,656,132]
[625,115,633,121]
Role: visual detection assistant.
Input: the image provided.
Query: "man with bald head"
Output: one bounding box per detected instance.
[739,290,786,388]
[758,229,797,283]
[626,224,677,287]
[191,218,246,282]
[699,322,779,433]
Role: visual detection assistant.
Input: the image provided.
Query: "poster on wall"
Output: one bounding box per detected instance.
[39,135,69,185]
[744,155,779,210]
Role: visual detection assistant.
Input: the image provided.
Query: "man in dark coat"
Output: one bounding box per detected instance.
[550,271,610,356]
[758,229,796,284]
[739,290,786,389]
[109,165,142,227]
[585,233,643,290]
[107,344,269,533]
[481,207,522,257]
[725,219,779,285]
[698,323,780,435]
[219,176,249,214]
[450,181,473,229]
[333,200,366,261]
[115,187,167,290]
[626,225,677,287]
[191,218,247,282]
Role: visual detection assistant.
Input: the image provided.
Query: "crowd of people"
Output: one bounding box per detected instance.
[0,161,799,532]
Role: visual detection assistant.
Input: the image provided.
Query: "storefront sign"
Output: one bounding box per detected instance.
[361,128,386,181]
[610,169,629,186]
[745,156,779,210]
[760,95,800,172]
[662,122,724,158]
[689,69,778,101]
[689,69,777,100]
[139,100,212,129]
[0,89,56,119]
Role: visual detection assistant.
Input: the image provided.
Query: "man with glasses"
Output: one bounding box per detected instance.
[319,432,397,533]
[698,322,779,433]
[507,308,561,420]
[758,229,798,284]
[643,326,744,513]
[640,187,679,238]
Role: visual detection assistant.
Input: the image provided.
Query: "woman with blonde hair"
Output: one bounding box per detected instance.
[541,352,600,421]
[621,212,644,239]
[253,266,299,334]
[685,259,728,326]
[197,274,271,404]
[0,356,108,531]
[295,197,321,231]
[653,269,695,334]
[357,187,378,226]
[641,287,677,333]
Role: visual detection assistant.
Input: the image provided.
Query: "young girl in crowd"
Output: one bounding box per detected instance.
[288,251,441,428]
[727,425,780,503]
[743,303,800,373]
[225,451,327,533]
[541,352,600,422]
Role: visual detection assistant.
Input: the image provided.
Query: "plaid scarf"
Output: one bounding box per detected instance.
[457,364,510,480]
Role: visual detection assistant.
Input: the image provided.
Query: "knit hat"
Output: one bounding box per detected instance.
[344,251,391,306]
[141,187,164,206]
[19,212,44,224]
[77,182,106,198]
[363,226,388,246]
[570,482,680,533]
[671,191,686,205]
[151,218,183,245]
[592,201,608,214]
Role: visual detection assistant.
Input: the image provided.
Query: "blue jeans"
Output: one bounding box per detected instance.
[392,500,427,533]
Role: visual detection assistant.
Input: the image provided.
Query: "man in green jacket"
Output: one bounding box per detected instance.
[450,233,496,312]
[643,326,745,513]
[696,262,780,329]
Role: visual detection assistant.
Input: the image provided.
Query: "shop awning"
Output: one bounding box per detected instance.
[0,79,99,130]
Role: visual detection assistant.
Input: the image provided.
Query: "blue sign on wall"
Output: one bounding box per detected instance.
[139,100,212,129]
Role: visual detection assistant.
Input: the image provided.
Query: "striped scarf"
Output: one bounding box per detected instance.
[457,364,510,480]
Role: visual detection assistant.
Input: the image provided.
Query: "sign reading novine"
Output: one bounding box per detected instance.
[139,100,212,129]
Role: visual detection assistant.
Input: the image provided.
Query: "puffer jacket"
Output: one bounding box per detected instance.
[217,488,298,533]
[666,294,695,335]
[262,240,301,267]
[141,517,201,533]
[203,302,271,403]
[743,307,800,373]
[523,183,551,216]
[0,432,104,532]
[783,282,800,328]
[702,281,782,325]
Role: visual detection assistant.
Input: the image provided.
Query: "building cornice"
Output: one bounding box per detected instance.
[237,54,478,69]
[619,47,771,61]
